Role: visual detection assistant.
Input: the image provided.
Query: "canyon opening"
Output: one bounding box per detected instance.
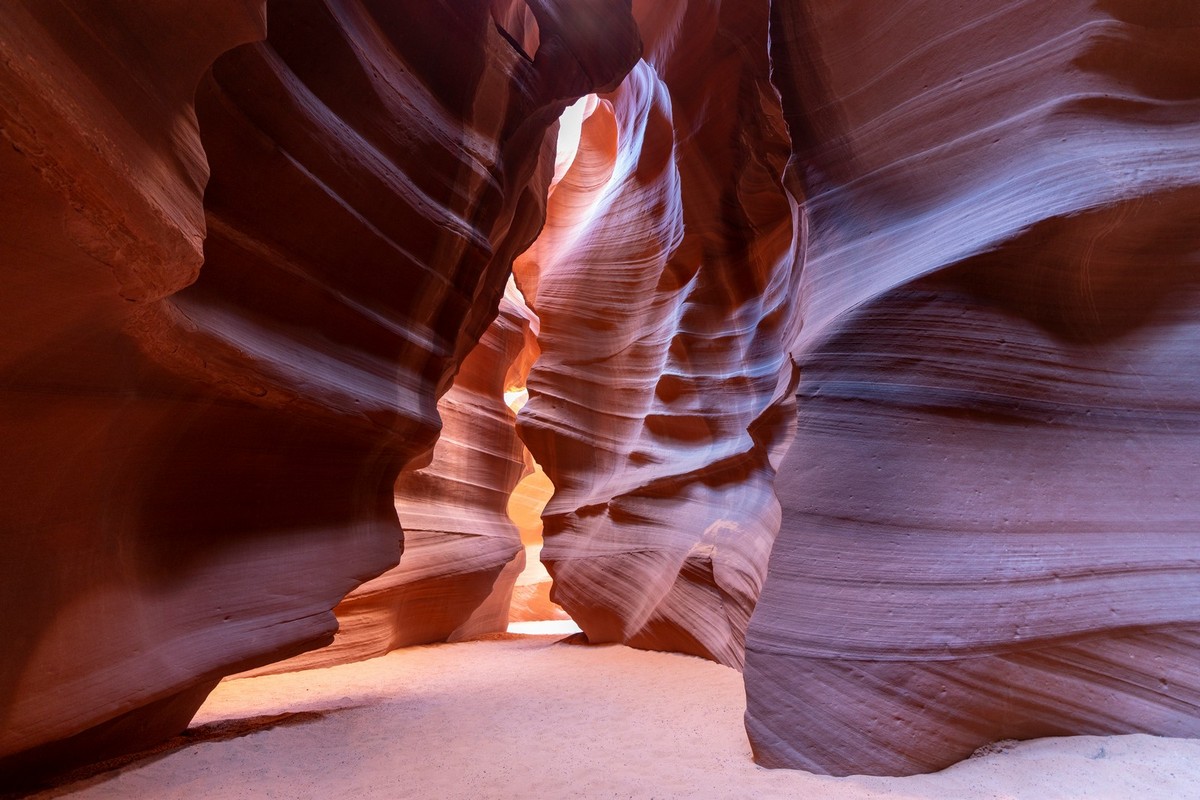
[2,0,1200,797]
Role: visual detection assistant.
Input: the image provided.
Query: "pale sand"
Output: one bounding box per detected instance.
[33,636,1200,799]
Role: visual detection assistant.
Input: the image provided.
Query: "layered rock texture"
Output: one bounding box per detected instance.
[513,0,803,668]
[744,0,1200,776]
[251,282,540,675]
[0,0,638,776]
[5,0,1200,785]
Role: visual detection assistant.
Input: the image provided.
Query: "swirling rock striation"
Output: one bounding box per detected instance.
[261,282,540,674]
[745,0,1200,776]
[514,0,803,667]
[0,0,639,778]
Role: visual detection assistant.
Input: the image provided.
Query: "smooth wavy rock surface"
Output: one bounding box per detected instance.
[745,0,1200,776]
[507,462,568,623]
[514,0,803,667]
[0,0,638,776]
[260,284,539,674]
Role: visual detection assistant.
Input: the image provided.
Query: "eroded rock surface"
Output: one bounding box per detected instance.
[514,0,803,667]
[0,0,638,776]
[260,283,540,674]
[745,0,1200,776]
[7,0,1200,785]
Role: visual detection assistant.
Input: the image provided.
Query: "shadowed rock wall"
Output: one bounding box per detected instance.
[0,0,638,776]
[745,0,1200,776]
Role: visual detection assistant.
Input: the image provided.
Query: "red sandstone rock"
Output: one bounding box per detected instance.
[0,0,269,775]
[0,0,639,776]
[8,0,1199,785]
[745,0,1200,776]
[513,0,802,668]
[256,283,540,674]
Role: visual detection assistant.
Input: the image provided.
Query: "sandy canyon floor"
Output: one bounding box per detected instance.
[26,635,1200,799]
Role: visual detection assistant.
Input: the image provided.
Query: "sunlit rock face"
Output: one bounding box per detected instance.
[256,282,539,675]
[0,0,639,775]
[514,0,803,668]
[507,461,568,623]
[745,0,1200,776]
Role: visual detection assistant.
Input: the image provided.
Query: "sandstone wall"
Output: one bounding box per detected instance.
[746,0,1200,776]
[513,0,803,667]
[0,0,638,775]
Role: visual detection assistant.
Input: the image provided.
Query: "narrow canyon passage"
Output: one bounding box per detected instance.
[3,0,1200,791]
[503,387,579,635]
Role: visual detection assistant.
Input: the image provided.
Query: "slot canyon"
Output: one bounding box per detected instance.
[1,0,1199,796]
